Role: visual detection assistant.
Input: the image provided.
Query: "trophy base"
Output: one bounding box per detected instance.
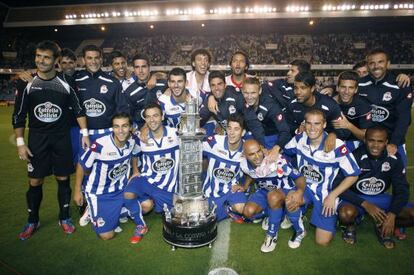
[162,214,217,248]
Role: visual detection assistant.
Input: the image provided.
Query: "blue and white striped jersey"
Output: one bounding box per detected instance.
[137,126,180,193]
[284,132,360,200]
[80,133,139,195]
[240,155,301,191]
[202,135,244,198]
[158,93,186,128]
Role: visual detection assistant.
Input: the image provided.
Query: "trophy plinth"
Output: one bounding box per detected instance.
[162,98,217,249]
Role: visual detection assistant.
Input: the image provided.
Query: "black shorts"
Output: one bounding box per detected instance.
[27,131,74,178]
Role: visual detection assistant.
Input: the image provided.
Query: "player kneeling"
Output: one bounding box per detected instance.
[124,104,180,244]
[337,127,414,248]
[74,113,139,240]
[241,140,306,252]
[284,109,360,246]
[202,115,247,223]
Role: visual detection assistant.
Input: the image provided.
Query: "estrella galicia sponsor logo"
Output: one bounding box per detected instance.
[108,163,129,180]
[213,167,235,183]
[84,98,106,117]
[300,165,323,184]
[34,102,62,123]
[152,157,175,174]
[371,105,389,122]
[356,177,385,195]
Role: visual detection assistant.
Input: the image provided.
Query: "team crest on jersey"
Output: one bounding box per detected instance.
[100,85,108,94]
[347,107,356,116]
[382,92,392,102]
[257,113,264,121]
[108,163,129,180]
[34,102,62,123]
[371,105,389,122]
[381,162,391,172]
[152,157,175,174]
[300,165,323,184]
[339,145,348,155]
[229,105,236,114]
[213,167,236,183]
[27,163,34,172]
[84,98,106,117]
[356,177,385,195]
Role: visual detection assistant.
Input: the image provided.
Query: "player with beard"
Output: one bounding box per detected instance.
[110,51,134,91]
[124,103,180,244]
[225,51,254,92]
[158,68,191,128]
[358,49,413,167]
[262,60,310,111]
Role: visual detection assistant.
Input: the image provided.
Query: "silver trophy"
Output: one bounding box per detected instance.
[162,97,217,250]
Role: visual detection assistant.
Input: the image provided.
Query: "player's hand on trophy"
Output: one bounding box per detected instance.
[17,144,33,161]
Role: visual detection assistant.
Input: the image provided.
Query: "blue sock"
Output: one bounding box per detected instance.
[268,207,283,237]
[287,208,304,233]
[124,198,145,226]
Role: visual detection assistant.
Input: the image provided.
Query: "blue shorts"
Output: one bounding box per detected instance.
[125,176,173,213]
[209,191,247,221]
[248,188,293,211]
[70,126,80,164]
[303,187,337,233]
[78,128,112,158]
[85,190,124,234]
[339,193,414,217]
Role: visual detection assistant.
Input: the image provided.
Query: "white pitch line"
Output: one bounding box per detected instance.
[209,219,232,269]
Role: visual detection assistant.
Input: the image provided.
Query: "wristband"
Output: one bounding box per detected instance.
[16,137,25,146]
[81,128,89,137]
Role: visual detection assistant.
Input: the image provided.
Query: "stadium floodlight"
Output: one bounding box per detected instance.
[410,4,414,9]
[272,7,277,12]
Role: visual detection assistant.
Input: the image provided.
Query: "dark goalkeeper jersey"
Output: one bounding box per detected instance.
[12,72,84,134]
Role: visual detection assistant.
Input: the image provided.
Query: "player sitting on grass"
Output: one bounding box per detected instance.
[337,126,414,248]
[241,139,306,252]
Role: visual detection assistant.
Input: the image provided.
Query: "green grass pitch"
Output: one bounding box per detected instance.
[0,106,413,275]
